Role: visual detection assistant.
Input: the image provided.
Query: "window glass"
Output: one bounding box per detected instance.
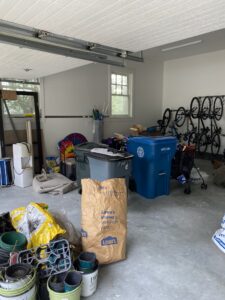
[116,85,122,95]
[111,84,116,94]
[117,75,122,84]
[1,80,39,115]
[111,74,116,84]
[111,95,129,115]
[122,76,127,85]
[111,72,131,116]
[122,86,128,95]
[3,95,35,115]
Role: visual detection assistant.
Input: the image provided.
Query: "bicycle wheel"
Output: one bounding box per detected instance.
[175,107,186,127]
[162,108,171,128]
[211,133,221,155]
[213,97,223,121]
[201,96,211,120]
[190,97,200,119]
[188,131,197,145]
[198,133,208,154]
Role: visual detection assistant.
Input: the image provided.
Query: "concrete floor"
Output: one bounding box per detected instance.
[1,159,225,299]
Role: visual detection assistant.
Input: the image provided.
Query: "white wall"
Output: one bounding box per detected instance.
[41,48,225,156]
[163,49,225,152]
[41,63,107,155]
[41,59,163,156]
[163,49,225,109]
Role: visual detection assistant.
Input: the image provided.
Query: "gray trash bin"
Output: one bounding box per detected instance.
[74,142,107,186]
[87,148,133,187]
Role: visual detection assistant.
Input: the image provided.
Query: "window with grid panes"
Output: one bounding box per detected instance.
[111,72,132,117]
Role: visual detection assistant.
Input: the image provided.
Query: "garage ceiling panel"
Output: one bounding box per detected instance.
[0,0,225,79]
[0,43,90,79]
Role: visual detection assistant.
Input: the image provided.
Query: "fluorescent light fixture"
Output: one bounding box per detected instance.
[161,40,202,52]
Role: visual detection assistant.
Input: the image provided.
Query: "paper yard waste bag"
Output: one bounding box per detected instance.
[81,178,127,264]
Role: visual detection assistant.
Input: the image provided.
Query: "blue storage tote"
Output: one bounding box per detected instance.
[0,158,13,186]
[127,136,177,199]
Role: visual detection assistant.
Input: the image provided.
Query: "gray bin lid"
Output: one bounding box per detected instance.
[87,148,133,161]
[75,142,107,152]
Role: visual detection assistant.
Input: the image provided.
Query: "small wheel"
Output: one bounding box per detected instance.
[201,96,212,120]
[184,187,191,194]
[162,108,172,128]
[190,97,201,119]
[213,97,223,121]
[188,131,197,145]
[198,133,208,154]
[211,133,221,155]
[175,107,186,127]
[129,178,136,192]
[201,183,207,190]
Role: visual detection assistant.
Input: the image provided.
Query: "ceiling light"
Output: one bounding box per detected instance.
[24,68,32,72]
[161,40,202,52]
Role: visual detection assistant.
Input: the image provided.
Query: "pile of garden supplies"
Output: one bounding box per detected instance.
[0,177,128,300]
[0,203,96,299]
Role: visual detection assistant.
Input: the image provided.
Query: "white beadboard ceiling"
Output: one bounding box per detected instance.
[1,0,225,79]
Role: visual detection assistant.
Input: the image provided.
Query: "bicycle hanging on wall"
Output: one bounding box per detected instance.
[160,95,224,157]
[189,96,223,155]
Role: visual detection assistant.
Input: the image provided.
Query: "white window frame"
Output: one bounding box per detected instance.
[109,67,133,118]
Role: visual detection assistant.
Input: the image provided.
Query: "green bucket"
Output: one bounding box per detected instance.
[47,277,82,300]
[0,231,27,252]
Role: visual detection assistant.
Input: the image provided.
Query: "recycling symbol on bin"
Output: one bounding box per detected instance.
[137,146,144,158]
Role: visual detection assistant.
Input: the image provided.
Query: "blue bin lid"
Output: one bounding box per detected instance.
[128,136,177,145]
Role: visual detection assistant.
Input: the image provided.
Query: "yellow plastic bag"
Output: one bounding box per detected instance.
[10,202,65,248]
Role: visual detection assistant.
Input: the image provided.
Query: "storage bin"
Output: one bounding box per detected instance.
[127,136,177,199]
[74,142,107,186]
[87,148,133,187]
[0,158,13,186]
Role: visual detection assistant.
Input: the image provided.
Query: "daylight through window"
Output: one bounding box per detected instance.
[111,72,132,117]
[0,80,39,116]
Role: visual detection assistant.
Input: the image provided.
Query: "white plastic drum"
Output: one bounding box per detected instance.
[81,268,98,297]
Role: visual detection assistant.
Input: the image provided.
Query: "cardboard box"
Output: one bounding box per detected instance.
[0,90,17,100]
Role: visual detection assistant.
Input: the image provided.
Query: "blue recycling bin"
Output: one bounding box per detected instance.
[127,136,177,199]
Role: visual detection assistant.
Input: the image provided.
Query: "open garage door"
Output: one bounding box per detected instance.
[0,91,43,173]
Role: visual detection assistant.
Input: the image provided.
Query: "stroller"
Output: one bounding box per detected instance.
[171,144,207,194]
